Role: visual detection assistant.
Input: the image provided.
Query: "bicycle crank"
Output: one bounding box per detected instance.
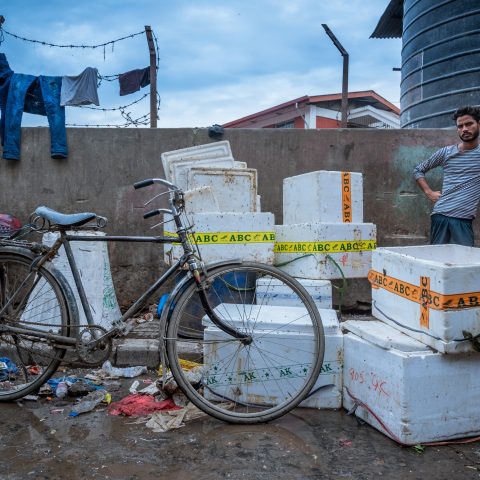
[76,325,112,366]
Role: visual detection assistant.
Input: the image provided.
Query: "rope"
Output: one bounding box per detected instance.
[345,386,480,447]
[372,300,480,344]
[273,253,348,314]
[273,253,315,268]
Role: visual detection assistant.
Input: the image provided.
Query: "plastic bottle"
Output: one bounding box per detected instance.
[101,360,147,378]
[0,360,8,381]
[55,381,68,399]
[70,390,108,416]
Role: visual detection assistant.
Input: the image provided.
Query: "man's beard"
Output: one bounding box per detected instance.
[460,129,479,142]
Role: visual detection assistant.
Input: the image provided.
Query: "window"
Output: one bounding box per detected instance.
[275,120,295,129]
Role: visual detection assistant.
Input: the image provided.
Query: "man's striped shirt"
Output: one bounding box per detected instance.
[413,144,480,219]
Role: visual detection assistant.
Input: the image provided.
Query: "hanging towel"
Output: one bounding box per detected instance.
[118,67,150,96]
[60,67,100,106]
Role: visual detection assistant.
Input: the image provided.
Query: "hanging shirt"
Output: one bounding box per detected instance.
[118,67,150,96]
[60,67,100,106]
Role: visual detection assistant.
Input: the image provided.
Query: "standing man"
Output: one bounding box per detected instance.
[413,106,480,246]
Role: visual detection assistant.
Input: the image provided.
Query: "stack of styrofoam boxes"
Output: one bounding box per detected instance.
[203,304,343,409]
[255,278,341,408]
[276,171,376,279]
[160,141,274,265]
[342,244,480,444]
[268,170,376,409]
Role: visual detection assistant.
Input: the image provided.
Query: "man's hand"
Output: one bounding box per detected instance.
[426,190,441,203]
[416,177,441,203]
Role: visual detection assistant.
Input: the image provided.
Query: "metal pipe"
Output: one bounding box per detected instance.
[145,25,157,128]
[322,24,349,128]
[64,235,179,243]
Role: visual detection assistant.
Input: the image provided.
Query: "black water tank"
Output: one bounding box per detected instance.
[401,0,480,128]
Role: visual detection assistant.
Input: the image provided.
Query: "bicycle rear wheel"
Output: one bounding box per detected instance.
[0,251,71,401]
[166,262,324,423]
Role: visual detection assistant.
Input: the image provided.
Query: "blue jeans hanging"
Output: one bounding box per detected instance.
[0,53,13,147]
[3,74,67,160]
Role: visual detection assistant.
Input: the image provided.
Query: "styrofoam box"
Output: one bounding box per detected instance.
[342,319,480,444]
[274,223,376,279]
[283,170,363,224]
[256,277,332,309]
[164,212,275,265]
[171,155,236,191]
[24,231,121,331]
[187,167,258,213]
[184,186,220,214]
[204,305,343,409]
[371,245,480,354]
[161,141,232,181]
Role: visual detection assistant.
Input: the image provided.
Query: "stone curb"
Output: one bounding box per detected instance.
[113,338,161,368]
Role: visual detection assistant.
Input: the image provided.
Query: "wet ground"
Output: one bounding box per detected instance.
[1,375,480,480]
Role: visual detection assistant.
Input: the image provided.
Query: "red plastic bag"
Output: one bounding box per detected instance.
[107,394,180,416]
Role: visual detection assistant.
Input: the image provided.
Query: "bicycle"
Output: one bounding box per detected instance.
[0,178,325,424]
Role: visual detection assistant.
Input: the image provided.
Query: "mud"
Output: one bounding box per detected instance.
[2,382,480,480]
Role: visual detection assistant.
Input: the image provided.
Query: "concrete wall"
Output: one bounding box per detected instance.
[0,127,459,307]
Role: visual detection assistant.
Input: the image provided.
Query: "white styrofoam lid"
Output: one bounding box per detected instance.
[376,244,480,266]
[341,320,433,353]
[205,303,336,334]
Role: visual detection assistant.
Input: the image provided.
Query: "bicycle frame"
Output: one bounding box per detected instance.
[0,228,250,357]
[1,174,252,364]
[60,232,184,330]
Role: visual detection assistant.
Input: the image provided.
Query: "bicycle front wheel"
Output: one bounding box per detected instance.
[0,251,71,401]
[166,262,324,423]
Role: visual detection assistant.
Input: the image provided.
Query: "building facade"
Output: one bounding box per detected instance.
[223,90,400,129]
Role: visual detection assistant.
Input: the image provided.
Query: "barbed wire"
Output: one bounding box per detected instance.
[97,30,160,82]
[66,117,149,128]
[0,26,144,50]
[66,109,150,127]
[77,93,148,111]
[0,23,161,127]
[66,92,160,128]
[153,30,160,70]
[97,73,119,83]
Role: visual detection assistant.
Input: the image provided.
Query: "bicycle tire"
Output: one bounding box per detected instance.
[0,250,71,401]
[166,261,324,423]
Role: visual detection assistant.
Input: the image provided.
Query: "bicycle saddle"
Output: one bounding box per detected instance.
[35,206,97,227]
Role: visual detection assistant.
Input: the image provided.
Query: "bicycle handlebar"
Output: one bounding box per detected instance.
[134,178,185,226]
[133,179,154,189]
[133,178,179,191]
[143,208,172,219]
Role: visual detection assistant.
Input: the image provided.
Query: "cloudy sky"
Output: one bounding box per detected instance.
[0,0,401,128]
